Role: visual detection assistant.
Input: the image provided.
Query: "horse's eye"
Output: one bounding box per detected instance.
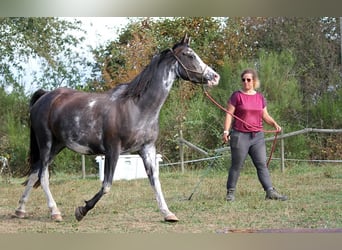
[183,51,195,59]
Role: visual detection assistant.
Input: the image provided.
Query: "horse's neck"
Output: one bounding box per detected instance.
[138,62,177,113]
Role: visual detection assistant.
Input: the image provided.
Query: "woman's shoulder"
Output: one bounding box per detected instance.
[256,91,265,99]
[229,90,242,100]
[231,90,242,97]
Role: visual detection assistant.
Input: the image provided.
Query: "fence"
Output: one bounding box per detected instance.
[76,128,342,178]
[0,156,11,183]
[170,128,342,173]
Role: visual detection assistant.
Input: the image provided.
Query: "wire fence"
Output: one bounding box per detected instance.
[160,155,342,168]
[80,127,342,179]
[172,128,342,172]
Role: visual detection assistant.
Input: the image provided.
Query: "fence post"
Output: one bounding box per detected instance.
[280,129,285,172]
[81,155,86,179]
[179,130,185,174]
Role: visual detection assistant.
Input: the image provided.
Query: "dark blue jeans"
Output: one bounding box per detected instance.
[226,130,273,191]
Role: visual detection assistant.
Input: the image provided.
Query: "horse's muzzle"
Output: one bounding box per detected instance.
[205,69,220,87]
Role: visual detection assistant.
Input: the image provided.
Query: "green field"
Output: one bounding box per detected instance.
[0,163,341,233]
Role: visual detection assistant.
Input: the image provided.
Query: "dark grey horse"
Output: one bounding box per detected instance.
[15,34,220,222]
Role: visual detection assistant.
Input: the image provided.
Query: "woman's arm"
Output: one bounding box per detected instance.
[223,103,235,143]
[262,107,281,132]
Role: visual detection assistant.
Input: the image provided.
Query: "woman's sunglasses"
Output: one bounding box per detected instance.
[242,78,252,82]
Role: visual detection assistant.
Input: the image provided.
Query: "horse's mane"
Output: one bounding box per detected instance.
[118,44,183,100]
[118,53,160,100]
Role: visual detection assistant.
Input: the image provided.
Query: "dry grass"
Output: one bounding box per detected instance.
[0,163,341,233]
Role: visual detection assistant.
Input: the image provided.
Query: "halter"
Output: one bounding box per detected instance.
[169,48,207,83]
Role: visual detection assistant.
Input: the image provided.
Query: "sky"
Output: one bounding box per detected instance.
[71,17,130,48]
[20,17,130,94]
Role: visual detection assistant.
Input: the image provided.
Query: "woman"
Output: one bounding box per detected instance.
[223,68,287,201]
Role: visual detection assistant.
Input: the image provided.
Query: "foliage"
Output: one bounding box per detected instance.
[309,88,342,128]
[257,50,303,124]
[0,17,89,91]
[1,17,341,176]
[90,17,223,91]
[51,150,98,175]
[245,17,341,114]
[0,87,29,175]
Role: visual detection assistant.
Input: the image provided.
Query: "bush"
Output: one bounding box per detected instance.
[0,88,30,176]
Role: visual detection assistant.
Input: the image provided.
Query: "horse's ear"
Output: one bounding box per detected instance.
[181,34,191,45]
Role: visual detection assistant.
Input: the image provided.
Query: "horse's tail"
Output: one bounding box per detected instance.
[29,89,47,107]
[23,89,47,187]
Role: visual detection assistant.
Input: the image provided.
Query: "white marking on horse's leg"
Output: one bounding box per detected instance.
[102,153,116,195]
[151,170,178,221]
[15,172,39,218]
[142,146,178,222]
[102,185,111,194]
[40,168,62,221]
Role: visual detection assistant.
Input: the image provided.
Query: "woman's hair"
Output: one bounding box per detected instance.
[241,68,260,89]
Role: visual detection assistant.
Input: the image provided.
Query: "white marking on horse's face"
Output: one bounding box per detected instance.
[192,50,220,86]
[204,66,220,86]
[193,51,207,72]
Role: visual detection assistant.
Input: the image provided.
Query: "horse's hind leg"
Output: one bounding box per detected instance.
[15,167,40,218]
[15,168,62,222]
[140,145,179,222]
[15,146,63,222]
[40,165,62,221]
[39,144,63,221]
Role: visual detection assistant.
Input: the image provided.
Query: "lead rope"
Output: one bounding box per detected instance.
[202,86,279,168]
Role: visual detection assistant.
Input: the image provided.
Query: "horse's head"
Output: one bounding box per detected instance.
[171,34,220,87]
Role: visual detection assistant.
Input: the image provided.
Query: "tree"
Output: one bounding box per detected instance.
[0,17,89,92]
[0,18,94,175]
[91,19,158,91]
[244,17,341,102]
[90,17,225,91]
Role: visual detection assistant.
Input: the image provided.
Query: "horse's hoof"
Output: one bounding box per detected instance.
[75,207,84,221]
[164,214,179,222]
[14,210,26,219]
[51,214,63,222]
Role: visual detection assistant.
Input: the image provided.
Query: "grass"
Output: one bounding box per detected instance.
[0,162,341,233]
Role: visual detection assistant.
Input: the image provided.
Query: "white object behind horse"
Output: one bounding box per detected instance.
[96,154,163,181]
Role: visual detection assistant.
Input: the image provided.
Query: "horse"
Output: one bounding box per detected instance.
[14,34,220,222]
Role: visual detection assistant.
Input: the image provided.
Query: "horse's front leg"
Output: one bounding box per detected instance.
[140,145,179,222]
[75,151,118,221]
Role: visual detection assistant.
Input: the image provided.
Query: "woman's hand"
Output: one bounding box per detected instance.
[274,124,282,132]
[222,131,230,144]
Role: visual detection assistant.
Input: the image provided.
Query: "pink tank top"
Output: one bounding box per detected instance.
[228,91,266,132]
